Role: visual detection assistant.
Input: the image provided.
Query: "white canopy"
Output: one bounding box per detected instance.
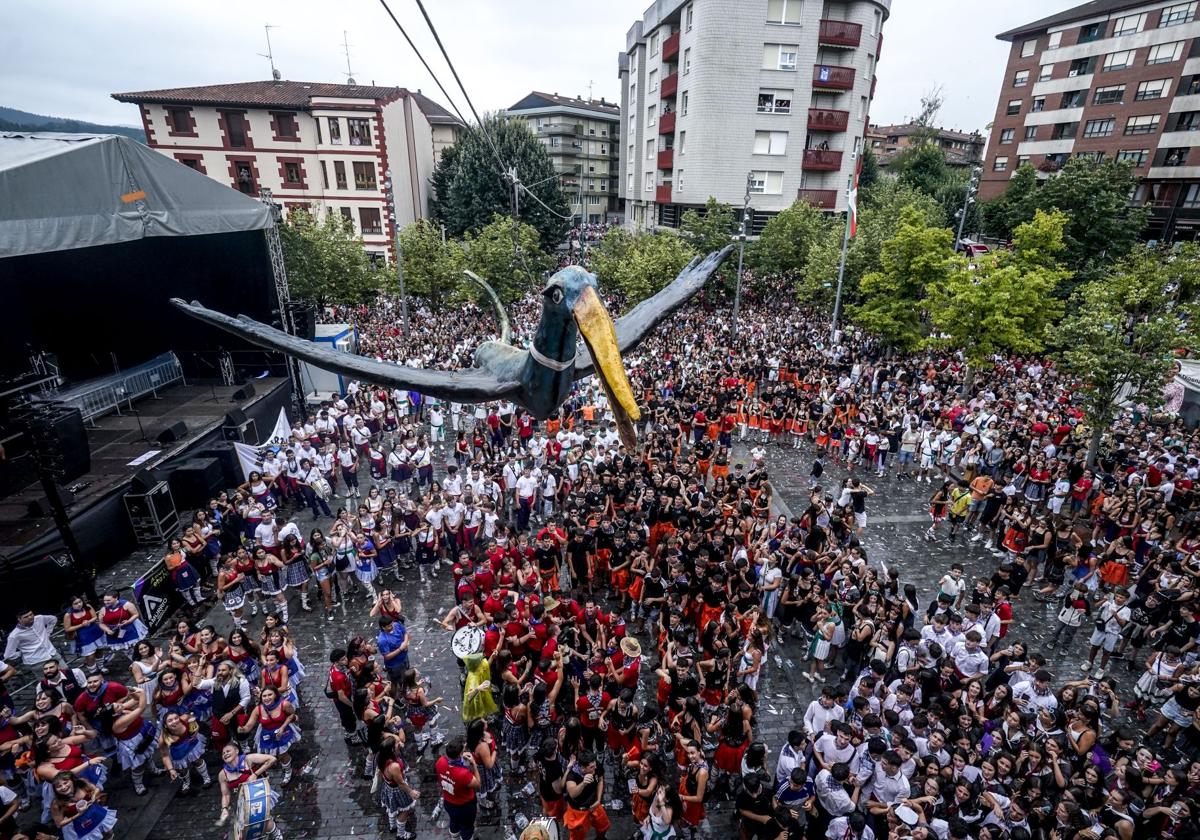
[0,132,273,259]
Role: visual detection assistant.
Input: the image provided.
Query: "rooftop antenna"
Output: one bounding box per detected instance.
[260,24,282,80]
[587,80,594,100]
[341,31,357,85]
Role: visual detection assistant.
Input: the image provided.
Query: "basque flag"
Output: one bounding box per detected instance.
[848,173,859,238]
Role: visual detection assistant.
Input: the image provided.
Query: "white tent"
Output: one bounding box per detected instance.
[0,132,273,259]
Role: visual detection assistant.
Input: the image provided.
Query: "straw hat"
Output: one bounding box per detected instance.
[620,637,642,658]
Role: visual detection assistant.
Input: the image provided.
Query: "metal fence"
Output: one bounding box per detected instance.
[45,352,184,422]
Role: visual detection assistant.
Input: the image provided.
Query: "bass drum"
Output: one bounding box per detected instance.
[236,777,274,839]
[451,625,484,660]
[521,817,561,840]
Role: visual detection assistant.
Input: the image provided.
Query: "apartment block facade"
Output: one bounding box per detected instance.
[113,81,463,261]
[618,0,891,232]
[981,0,1200,240]
[868,122,985,167]
[508,92,622,224]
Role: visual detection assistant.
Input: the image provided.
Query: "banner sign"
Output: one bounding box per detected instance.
[133,558,183,631]
[234,408,292,480]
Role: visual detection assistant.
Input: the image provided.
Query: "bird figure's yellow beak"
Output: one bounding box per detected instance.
[572,285,641,451]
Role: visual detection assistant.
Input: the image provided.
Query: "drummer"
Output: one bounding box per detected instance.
[217,742,282,840]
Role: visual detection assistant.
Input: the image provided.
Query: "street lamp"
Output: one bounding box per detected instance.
[956,166,983,248]
[383,170,411,335]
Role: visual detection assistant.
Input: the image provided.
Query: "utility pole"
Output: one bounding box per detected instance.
[383,170,411,334]
[956,166,983,247]
[731,171,753,335]
[830,172,854,341]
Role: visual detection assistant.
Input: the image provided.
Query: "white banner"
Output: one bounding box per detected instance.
[264,408,292,447]
[234,408,291,480]
[234,441,265,481]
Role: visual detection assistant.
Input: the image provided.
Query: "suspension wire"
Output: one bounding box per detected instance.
[375,0,471,129]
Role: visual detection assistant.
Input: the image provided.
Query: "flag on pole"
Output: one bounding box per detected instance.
[848,173,859,238]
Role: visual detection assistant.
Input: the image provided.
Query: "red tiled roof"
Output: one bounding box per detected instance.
[112,80,407,109]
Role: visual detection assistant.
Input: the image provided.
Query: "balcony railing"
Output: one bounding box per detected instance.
[808,108,850,132]
[661,71,679,98]
[659,111,677,134]
[797,188,838,209]
[662,31,680,62]
[539,123,582,136]
[813,65,856,91]
[656,184,673,203]
[818,19,862,48]
[657,149,674,170]
[802,149,844,171]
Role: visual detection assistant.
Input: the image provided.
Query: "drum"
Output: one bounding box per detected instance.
[236,777,274,840]
[451,625,484,660]
[521,817,561,840]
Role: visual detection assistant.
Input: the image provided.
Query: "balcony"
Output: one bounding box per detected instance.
[802,149,844,171]
[657,149,674,169]
[661,71,679,98]
[662,31,680,62]
[813,65,855,91]
[808,107,850,132]
[659,111,677,134]
[797,188,838,209]
[656,184,672,204]
[818,19,862,48]
[540,123,582,136]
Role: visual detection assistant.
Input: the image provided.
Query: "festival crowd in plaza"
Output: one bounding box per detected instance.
[2,287,1200,840]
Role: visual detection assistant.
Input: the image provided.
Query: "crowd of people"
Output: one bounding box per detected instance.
[1,284,1199,840]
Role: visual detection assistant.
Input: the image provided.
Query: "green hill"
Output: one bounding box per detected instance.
[0,106,145,142]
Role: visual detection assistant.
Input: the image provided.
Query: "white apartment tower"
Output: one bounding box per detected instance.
[619,0,891,231]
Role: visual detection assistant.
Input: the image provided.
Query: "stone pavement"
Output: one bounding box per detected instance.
[25,435,1123,840]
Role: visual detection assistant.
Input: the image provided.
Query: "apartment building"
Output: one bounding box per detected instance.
[618,0,891,231]
[981,0,1200,240]
[112,80,463,261]
[868,122,985,167]
[508,92,622,224]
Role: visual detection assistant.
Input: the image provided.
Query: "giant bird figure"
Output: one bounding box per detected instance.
[171,246,733,451]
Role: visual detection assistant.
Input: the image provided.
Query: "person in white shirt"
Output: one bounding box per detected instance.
[804,687,845,737]
[429,404,445,445]
[514,468,538,531]
[774,730,808,787]
[336,441,359,498]
[255,510,280,554]
[952,631,989,681]
[813,723,855,770]
[541,471,558,519]
[4,610,60,666]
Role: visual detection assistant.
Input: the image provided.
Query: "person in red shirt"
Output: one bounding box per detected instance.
[1070,469,1094,518]
[575,674,612,753]
[326,649,358,741]
[993,588,1014,641]
[435,737,481,840]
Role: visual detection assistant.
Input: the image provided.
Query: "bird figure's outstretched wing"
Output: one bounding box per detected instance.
[170,299,521,403]
[573,245,734,380]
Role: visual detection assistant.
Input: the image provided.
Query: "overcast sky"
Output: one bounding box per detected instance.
[2,0,1055,132]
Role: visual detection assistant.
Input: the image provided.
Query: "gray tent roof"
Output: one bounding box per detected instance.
[0,132,273,259]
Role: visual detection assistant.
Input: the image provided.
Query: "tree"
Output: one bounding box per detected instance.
[431,113,570,247]
[680,198,738,293]
[398,219,464,306]
[849,207,958,350]
[591,228,697,303]
[461,214,554,303]
[749,201,831,281]
[892,141,953,197]
[858,145,880,193]
[927,209,1069,388]
[279,207,385,306]
[980,164,1037,240]
[1058,244,1200,464]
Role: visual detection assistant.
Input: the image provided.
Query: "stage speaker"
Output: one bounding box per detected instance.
[195,445,244,488]
[156,421,189,444]
[231,383,256,402]
[26,485,75,517]
[288,303,317,341]
[224,408,248,427]
[167,457,225,509]
[130,469,161,494]
[44,407,90,482]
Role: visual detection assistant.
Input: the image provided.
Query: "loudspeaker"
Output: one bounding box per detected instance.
[167,457,225,509]
[130,469,161,494]
[44,407,90,482]
[231,383,256,402]
[288,302,317,341]
[195,445,244,488]
[26,484,75,517]
[224,408,248,427]
[156,421,189,444]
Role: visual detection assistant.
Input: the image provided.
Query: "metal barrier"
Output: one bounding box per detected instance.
[44,352,184,423]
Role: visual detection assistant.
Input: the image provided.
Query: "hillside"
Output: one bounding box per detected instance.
[0,106,145,142]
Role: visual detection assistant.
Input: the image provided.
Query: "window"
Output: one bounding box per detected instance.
[177,156,202,171]
[753,130,788,155]
[1051,122,1077,140]
[319,161,328,189]
[1075,151,1105,162]
[1117,149,1149,166]
[999,128,1015,143]
[1125,114,1161,135]
[748,170,783,194]
[678,130,686,153]
[1147,42,1183,65]
[347,118,371,146]
[646,139,655,160]
[686,4,693,31]
[1068,57,1096,76]
[1183,183,1200,207]
[1024,125,1039,140]
[650,32,659,55]
[993,156,1009,172]
[1078,22,1105,43]
[1093,84,1124,105]
[233,161,255,194]
[627,172,634,191]
[1048,31,1062,50]
[274,112,298,139]
[1160,2,1196,26]
[757,88,793,113]
[338,207,352,223]
[648,69,658,91]
[645,173,654,192]
[1032,96,1046,112]
[1136,78,1170,100]
[327,118,342,144]
[1021,39,1037,58]
[1038,64,1054,81]
[683,47,692,74]
[283,161,302,183]
[1060,90,1085,108]
[677,169,683,190]
[1082,118,1115,138]
[647,104,656,126]
[1113,12,1146,35]
[681,91,689,115]
[166,107,194,134]
[1103,50,1134,71]
[333,161,347,189]
[1013,69,1030,87]
[1163,147,1190,165]
[767,0,802,25]
[224,112,248,148]
[352,161,377,189]
[1018,155,1031,166]
[1176,111,1200,131]
[359,208,382,235]
[1006,99,1022,116]
[763,43,799,71]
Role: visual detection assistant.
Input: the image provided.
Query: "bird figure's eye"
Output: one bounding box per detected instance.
[550,287,564,305]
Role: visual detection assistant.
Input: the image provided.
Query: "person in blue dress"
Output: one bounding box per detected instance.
[49,772,117,840]
[159,711,212,795]
[61,597,106,673]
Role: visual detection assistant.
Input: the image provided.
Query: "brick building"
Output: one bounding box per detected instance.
[868,122,985,167]
[112,80,463,261]
[981,0,1200,240]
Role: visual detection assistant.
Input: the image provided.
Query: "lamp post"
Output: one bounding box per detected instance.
[383,170,411,335]
[731,171,753,335]
[956,166,983,248]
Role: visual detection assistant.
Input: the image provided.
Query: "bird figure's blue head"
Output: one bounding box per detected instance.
[541,265,598,317]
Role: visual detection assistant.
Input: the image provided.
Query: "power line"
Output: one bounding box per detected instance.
[519,182,575,221]
[375,0,470,128]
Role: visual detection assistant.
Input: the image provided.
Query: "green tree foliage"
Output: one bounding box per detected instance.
[680,198,738,293]
[398,219,464,306]
[591,228,697,303]
[927,209,1069,380]
[890,141,981,238]
[1057,243,1200,464]
[849,207,958,350]
[749,201,831,281]
[461,214,553,304]
[279,207,385,306]
[858,145,879,192]
[431,114,570,247]
[980,164,1037,240]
